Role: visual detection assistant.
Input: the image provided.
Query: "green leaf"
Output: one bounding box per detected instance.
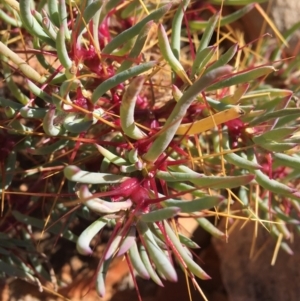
[189,4,255,30]
[156,171,254,189]
[91,61,156,103]
[207,66,275,91]
[12,211,78,242]
[162,196,223,213]
[248,108,300,127]
[140,207,181,222]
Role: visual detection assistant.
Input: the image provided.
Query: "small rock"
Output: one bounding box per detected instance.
[213,220,300,301]
[239,0,300,53]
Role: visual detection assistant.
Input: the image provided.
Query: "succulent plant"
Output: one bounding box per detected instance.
[0,0,300,299]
